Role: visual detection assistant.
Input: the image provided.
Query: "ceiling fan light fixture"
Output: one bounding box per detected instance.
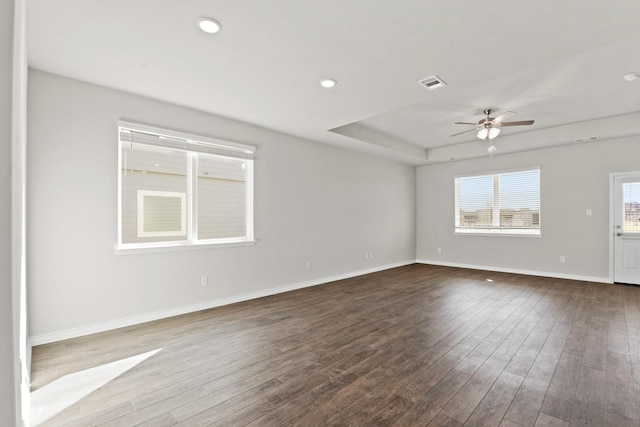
[477,127,500,140]
[453,109,534,140]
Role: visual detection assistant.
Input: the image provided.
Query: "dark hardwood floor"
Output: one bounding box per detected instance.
[30,264,640,426]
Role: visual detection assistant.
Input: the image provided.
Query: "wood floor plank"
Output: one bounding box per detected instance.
[28,264,640,426]
[52,401,135,427]
[571,365,606,427]
[463,370,524,427]
[454,328,510,376]
[228,334,415,426]
[629,325,640,385]
[605,411,640,427]
[135,412,179,427]
[504,330,549,377]
[439,352,512,423]
[495,320,537,358]
[504,354,557,427]
[537,319,572,362]
[605,351,639,421]
[427,413,464,426]
[173,377,284,425]
[534,412,570,427]
[608,319,631,354]
[561,322,587,357]
[392,368,470,426]
[321,342,471,426]
[539,351,582,422]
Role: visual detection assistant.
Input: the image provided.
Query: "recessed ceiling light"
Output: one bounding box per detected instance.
[197,17,221,34]
[320,79,337,88]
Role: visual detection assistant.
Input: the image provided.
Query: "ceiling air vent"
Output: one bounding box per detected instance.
[418,75,447,90]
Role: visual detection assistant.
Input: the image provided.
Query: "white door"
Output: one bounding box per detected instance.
[613,173,640,285]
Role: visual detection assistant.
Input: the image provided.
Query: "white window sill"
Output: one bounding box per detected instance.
[115,239,257,255]
[455,230,541,238]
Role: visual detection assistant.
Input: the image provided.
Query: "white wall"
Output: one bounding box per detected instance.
[1,0,16,422]
[27,70,416,341]
[417,137,640,281]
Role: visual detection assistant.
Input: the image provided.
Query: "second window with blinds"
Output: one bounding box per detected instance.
[455,168,541,235]
[118,122,255,250]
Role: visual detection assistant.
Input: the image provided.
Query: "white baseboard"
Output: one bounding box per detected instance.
[416,259,611,284]
[29,260,415,346]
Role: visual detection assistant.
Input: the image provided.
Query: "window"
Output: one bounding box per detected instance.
[137,190,186,238]
[455,168,540,235]
[623,182,640,233]
[118,122,255,249]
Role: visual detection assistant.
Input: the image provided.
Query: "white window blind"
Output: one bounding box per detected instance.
[455,168,540,235]
[623,182,640,233]
[118,122,255,249]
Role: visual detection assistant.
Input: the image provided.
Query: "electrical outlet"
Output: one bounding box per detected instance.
[559,256,566,263]
[437,248,442,254]
[200,275,209,287]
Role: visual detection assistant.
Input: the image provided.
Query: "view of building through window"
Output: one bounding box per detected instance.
[118,124,255,249]
[455,169,540,234]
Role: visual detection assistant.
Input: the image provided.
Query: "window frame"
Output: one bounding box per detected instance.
[454,167,541,237]
[117,121,256,253]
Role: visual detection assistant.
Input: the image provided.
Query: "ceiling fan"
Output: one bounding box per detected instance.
[451,108,535,141]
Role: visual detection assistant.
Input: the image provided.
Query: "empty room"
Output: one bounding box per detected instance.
[3,1,640,426]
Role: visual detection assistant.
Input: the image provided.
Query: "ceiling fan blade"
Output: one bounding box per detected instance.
[454,122,478,125]
[451,128,477,137]
[492,111,516,124]
[500,120,535,127]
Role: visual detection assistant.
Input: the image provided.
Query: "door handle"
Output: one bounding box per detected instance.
[617,232,623,237]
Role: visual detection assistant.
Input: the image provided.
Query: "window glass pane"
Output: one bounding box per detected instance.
[118,124,255,249]
[499,169,540,230]
[121,142,187,244]
[456,169,540,235]
[197,154,247,240]
[623,182,640,233]
[458,175,493,229]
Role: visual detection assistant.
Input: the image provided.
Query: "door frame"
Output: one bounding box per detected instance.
[609,171,640,284]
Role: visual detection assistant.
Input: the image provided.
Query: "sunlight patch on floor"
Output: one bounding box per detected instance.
[30,348,162,426]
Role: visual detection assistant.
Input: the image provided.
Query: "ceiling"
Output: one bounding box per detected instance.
[27,1,640,165]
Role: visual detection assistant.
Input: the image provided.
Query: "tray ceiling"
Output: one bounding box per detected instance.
[27,0,640,164]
